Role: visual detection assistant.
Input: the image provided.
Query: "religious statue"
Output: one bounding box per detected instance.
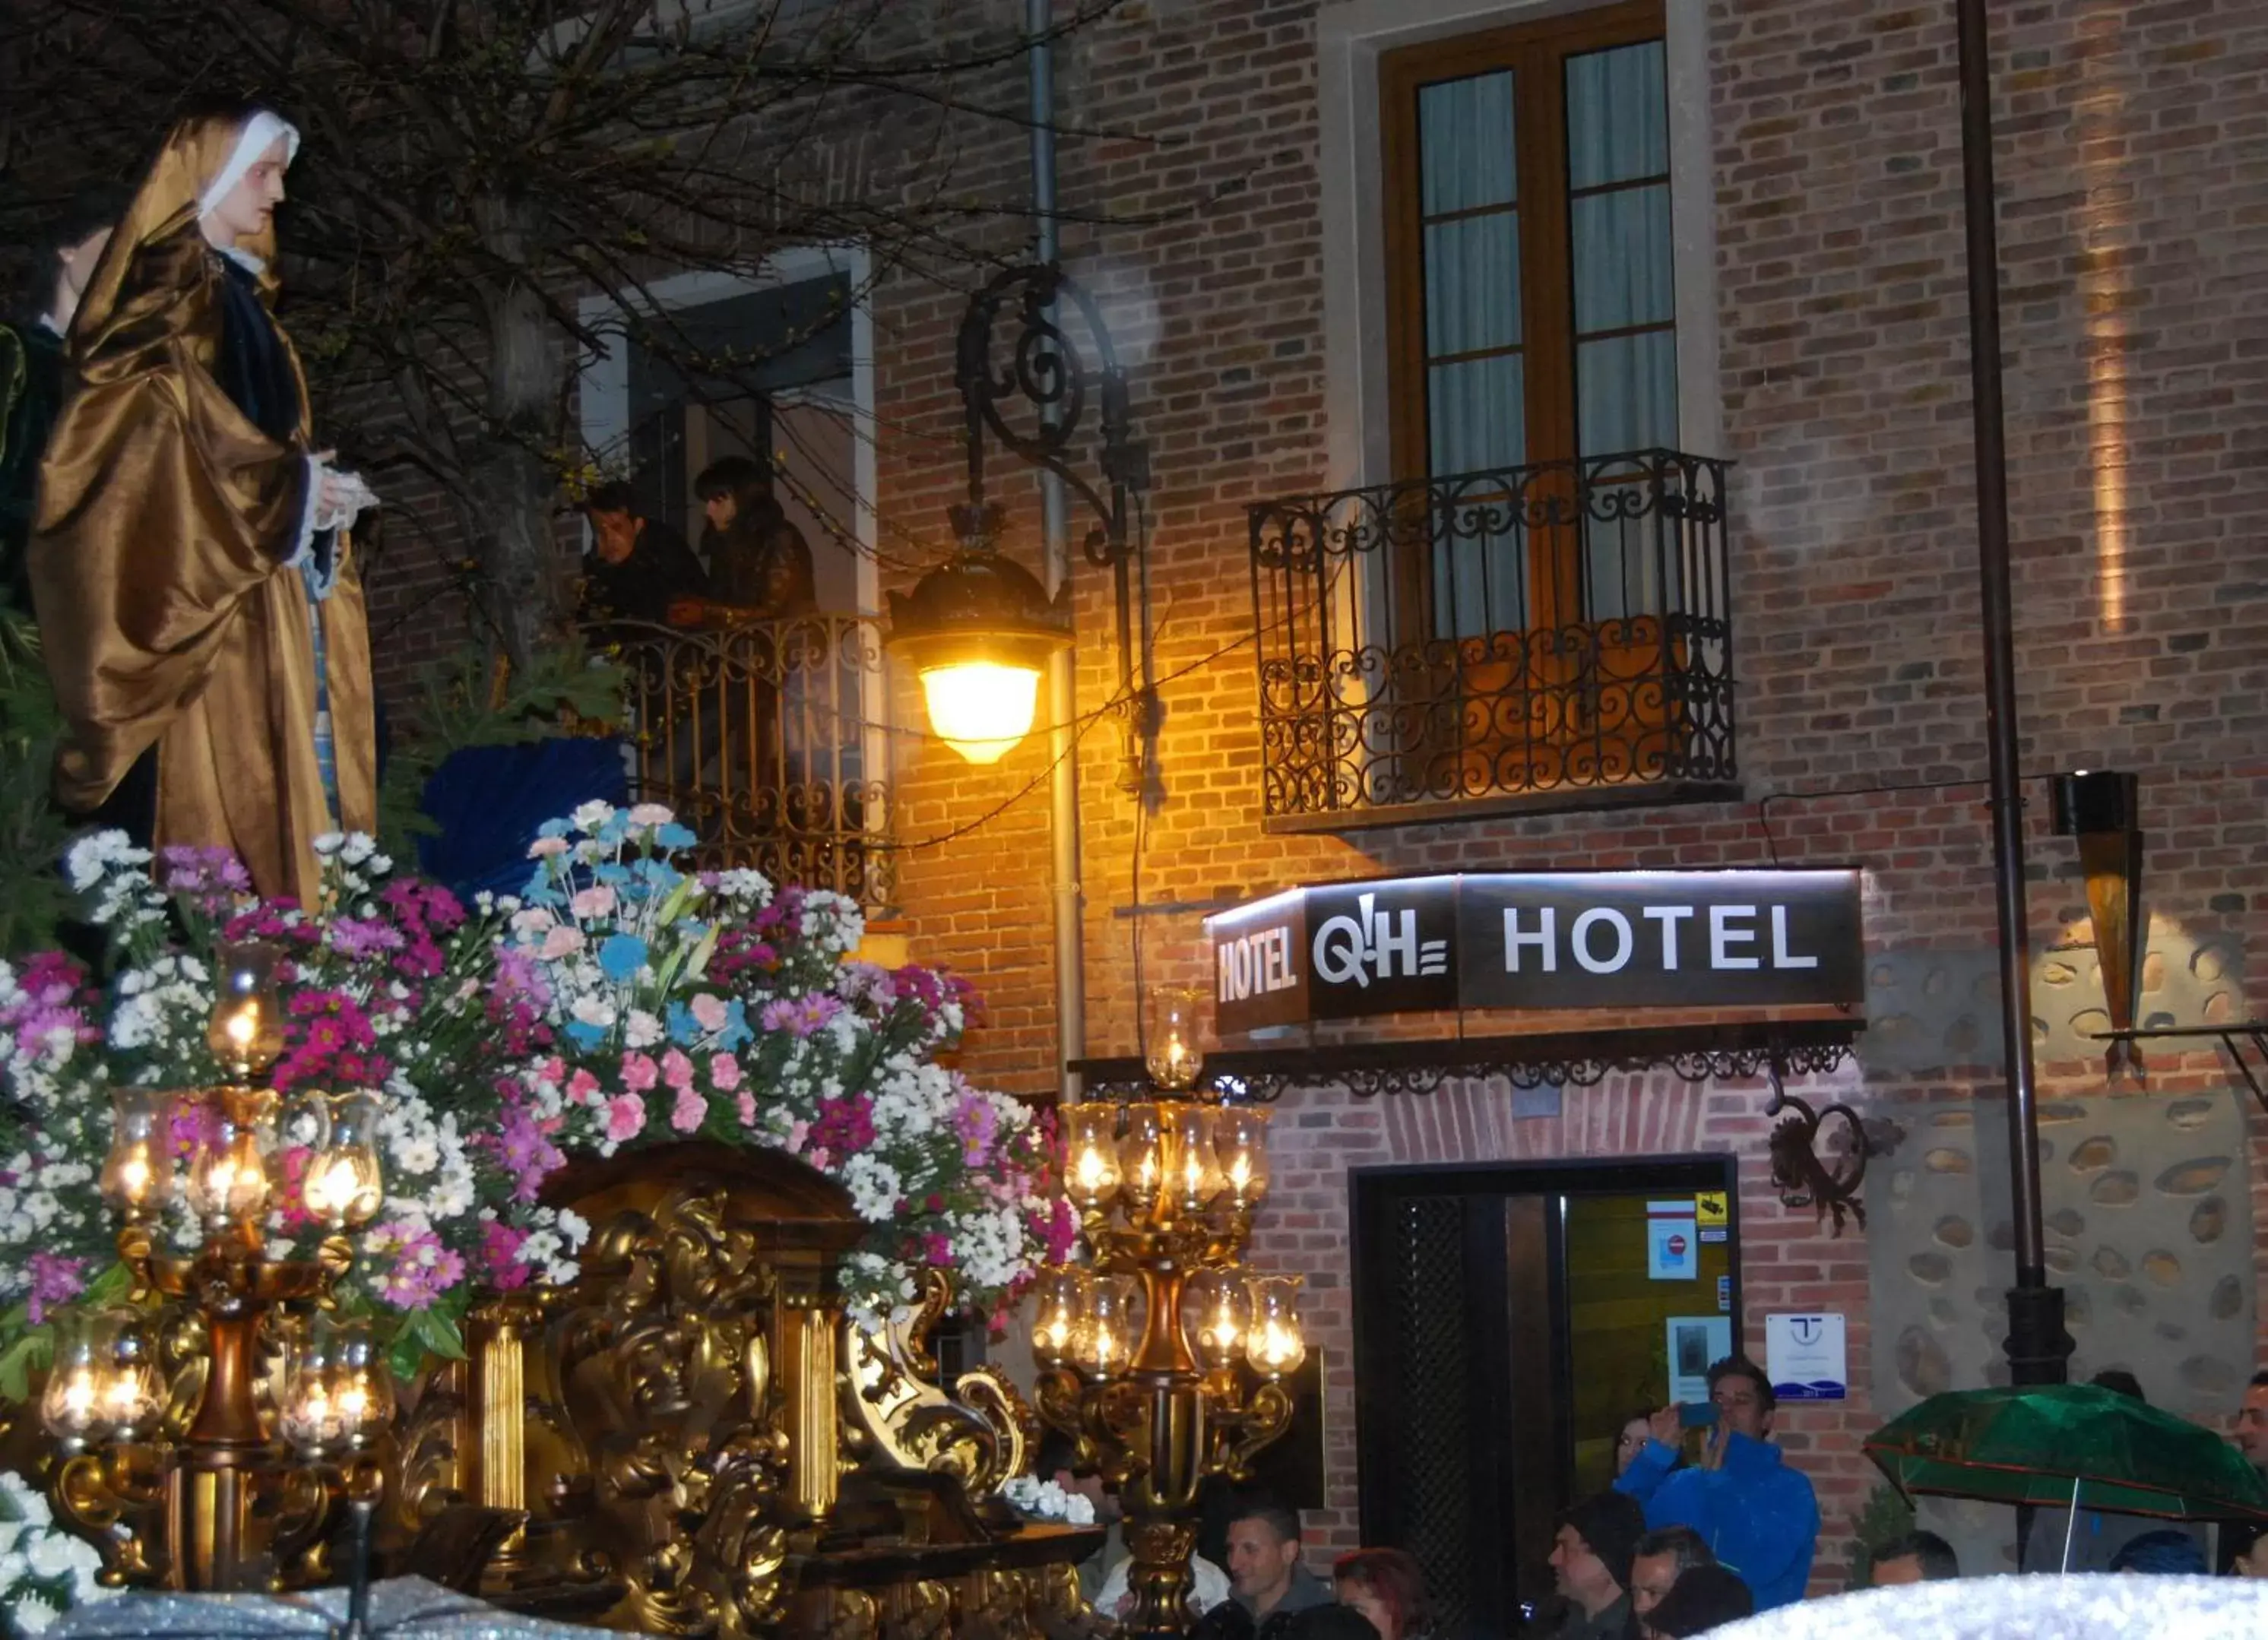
[28,106,379,907]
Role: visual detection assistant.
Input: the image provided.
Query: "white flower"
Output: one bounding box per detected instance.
[622,1010,663,1050]
[340,834,375,866]
[570,800,616,833]
[24,1531,74,1580]
[13,1591,57,1634]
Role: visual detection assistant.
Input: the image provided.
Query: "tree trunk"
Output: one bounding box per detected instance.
[472,195,569,670]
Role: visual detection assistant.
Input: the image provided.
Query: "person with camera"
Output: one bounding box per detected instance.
[1612,1355,1817,1611]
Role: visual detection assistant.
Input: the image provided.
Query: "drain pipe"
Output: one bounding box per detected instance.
[1030,0,1088,1102]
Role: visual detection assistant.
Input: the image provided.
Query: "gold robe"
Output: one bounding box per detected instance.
[27,114,375,910]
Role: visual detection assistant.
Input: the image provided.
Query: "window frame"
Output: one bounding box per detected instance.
[1378,0,1671,490]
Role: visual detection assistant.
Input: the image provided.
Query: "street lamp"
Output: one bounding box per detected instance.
[886,264,1153,784]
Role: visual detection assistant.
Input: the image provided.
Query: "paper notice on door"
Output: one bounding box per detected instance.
[1667,1315,1733,1404]
[1646,1199,1698,1281]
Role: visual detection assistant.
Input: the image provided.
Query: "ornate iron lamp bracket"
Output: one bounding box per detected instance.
[955,263,1155,787]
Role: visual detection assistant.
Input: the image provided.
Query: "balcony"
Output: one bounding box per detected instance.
[603,614,893,907]
[1247,449,1736,829]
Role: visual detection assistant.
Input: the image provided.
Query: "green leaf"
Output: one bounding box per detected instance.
[0,1325,55,1404]
[387,1306,467,1382]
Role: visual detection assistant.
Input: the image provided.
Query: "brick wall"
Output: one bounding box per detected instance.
[333,0,2268,1599]
[840,0,2268,1595]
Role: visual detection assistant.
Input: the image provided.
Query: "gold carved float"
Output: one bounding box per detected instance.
[385,1141,1098,1638]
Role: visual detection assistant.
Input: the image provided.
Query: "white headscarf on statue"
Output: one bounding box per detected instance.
[196,109,302,272]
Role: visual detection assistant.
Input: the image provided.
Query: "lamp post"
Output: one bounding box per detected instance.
[886,264,1155,789]
[48,941,391,1591]
[1031,1076,1300,1640]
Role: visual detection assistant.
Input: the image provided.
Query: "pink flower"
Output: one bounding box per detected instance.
[708,1053,742,1091]
[620,1052,658,1092]
[527,836,570,859]
[571,885,617,919]
[603,1094,647,1143]
[629,803,675,826]
[736,1092,757,1126]
[511,907,557,936]
[540,925,584,958]
[660,1049,695,1091]
[786,1119,810,1153]
[690,994,730,1034]
[566,1069,602,1106]
[670,1086,707,1134]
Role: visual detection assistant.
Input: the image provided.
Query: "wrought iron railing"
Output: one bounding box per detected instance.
[1248,449,1734,820]
[600,615,892,907]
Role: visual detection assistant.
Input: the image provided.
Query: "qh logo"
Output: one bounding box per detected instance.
[1311,891,1449,989]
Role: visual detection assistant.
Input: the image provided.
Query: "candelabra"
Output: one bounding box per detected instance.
[44,941,391,1591]
[1031,1026,1303,1640]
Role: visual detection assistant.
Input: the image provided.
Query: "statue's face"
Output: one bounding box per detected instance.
[204,135,290,247]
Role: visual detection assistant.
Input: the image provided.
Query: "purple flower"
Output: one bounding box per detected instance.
[327,917,405,960]
[759,994,842,1039]
[26,1252,84,1325]
[951,1091,999,1165]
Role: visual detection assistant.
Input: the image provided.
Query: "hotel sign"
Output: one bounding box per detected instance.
[1206,870,1864,1034]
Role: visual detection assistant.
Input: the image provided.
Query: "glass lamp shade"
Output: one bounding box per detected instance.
[97,1310,163,1441]
[186,1087,277,1230]
[40,1310,108,1443]
[919,660,1043,765]
[1184,1268,1252,1373]
[1162,1103,1224,1212]
[305,1091,386,1229]
[1216,1107,1272,1208]
[208,940,287,1079]
[331,1321,388,1447]
[1143,985,1210,1093]
[1117,1103,1165,1212]
[100,1088,176,1220]
[1245,1276,1307,1379]
[1029,1265,1089,1366]
[281,1318,342,1456]
[1063,1106,1123,1211]
[1074,1274,1141,1379]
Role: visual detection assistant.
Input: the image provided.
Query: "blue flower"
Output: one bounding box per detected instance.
[656,824,698,850]
[565,1018,607,1050]
[595,863,632,887]
[599,934,650,980]
[666,1000,702,1045]
[714,998,752,1051]
[537,818,572,838]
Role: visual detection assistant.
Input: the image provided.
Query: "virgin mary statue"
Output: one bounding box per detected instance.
[29,105,378,908]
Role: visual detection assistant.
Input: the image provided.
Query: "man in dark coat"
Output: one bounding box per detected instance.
[575,479,710,631]
[1189,1499,1377,1640]
[1,186,127,610]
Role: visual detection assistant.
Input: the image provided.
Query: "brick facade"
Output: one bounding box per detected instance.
[356,0,2268,1597]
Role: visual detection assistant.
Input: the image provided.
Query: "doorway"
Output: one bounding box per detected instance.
[1350,1155,1741,1635]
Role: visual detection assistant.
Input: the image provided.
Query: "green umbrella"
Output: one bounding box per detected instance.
[1864,1384,2268,1567]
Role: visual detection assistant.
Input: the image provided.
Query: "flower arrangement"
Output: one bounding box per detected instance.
[0,1469,111,1635]
[0,803,1063,1386]
[999,1474,1097,1527]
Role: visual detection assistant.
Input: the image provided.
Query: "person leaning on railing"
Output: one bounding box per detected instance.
[577,480,711,630]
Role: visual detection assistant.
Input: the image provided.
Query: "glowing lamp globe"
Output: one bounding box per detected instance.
[887,530,1072,767]
[918,660,1044,765]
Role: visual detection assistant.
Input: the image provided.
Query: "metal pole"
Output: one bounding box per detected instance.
[1030,0,1088,1101]
[1955,0,2067,1385]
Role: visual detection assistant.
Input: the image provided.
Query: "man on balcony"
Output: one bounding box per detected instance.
[576,480,710,632]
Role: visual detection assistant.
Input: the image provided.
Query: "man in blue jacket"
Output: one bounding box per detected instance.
[1614,1356,1818,1610]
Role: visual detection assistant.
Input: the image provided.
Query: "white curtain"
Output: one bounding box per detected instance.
[1566,40,1677,619]
[1418,71,1526,638]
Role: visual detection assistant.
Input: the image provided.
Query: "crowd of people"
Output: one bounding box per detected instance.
[1037,1357,2268,1640]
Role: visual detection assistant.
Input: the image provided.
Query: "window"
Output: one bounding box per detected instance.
[1380,2,1676,636]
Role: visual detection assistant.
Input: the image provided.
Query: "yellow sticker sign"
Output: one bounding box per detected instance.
[1695,1191,1729,1229]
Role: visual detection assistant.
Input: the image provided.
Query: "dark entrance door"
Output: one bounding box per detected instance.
[1350,1155,1741,1635]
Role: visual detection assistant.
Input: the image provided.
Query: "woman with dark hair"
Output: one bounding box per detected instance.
[1332,1547,1427,1640]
